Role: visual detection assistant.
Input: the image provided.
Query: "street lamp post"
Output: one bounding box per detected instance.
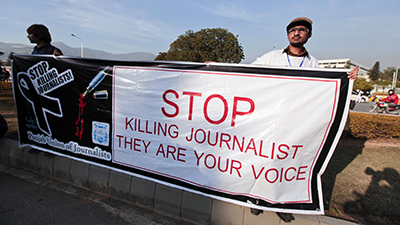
[71,34,83,57]
[394,66,398,90]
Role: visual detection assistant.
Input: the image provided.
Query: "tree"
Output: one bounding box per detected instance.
[353,77,373,92]
[367,61,380,81]
[381,67,398,81]
[155,28,244,63]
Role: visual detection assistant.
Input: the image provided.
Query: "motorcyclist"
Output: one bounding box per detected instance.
[381,89,399,113]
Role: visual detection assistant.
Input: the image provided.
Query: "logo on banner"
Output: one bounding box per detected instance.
[17,61,75,136]
[92,121,110,146]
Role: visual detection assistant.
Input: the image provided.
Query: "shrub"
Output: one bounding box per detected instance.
[0,81,12,92]
[349,112,400,139]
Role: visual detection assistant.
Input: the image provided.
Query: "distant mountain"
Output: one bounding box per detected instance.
[0,41,156,61]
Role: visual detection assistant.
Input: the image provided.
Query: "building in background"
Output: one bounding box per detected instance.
[318,58,370,81]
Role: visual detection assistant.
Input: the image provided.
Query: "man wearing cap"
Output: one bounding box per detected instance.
[252,17,358,80]
[250,17,357,222]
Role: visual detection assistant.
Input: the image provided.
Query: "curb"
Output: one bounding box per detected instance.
[0,138,359,225]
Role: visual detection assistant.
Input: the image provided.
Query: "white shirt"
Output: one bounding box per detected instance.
[251,49,319,68]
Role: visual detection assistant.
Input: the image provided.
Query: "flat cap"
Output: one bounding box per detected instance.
[286,17,313,33]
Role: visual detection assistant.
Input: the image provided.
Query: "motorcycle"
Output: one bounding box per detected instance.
[369,101,400,114]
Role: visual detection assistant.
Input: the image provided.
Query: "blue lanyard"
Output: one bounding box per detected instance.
[33,47,45,54]
[287,54,305,67]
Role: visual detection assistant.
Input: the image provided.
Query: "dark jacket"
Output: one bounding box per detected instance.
[32,43,63,55]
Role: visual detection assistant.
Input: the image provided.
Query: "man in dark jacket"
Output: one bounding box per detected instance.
[26,24,63,56]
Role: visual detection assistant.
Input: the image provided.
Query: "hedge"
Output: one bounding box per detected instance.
[349,112,400,139]
[0,81,12,92]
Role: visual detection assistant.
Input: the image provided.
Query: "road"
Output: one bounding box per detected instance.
[352,101,375,113]
[352,101,400,115]
[0,164,164,225]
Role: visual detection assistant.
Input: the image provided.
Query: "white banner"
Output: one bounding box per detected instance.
[112,66,340,204]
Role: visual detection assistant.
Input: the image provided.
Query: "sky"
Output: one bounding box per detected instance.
[1,0,399,69]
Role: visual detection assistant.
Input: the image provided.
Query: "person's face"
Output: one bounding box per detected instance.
[27,33,40,44]
[287,25,312,47]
